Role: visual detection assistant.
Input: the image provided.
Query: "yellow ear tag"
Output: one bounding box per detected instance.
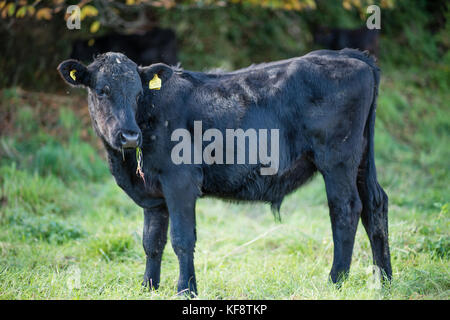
[70,69,77,81]
[149,74,161,90]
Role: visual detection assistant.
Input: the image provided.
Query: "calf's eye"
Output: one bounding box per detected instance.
[98,85,110,97]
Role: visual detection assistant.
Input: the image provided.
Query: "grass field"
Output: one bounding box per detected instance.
[0,66,448,300]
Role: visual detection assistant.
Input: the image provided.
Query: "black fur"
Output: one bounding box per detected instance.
[57,49,391,296]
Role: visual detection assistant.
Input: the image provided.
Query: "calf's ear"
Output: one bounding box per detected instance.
[57,59,90,87]
[139,63,173,91]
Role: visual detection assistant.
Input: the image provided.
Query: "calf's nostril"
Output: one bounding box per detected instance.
[120,133,127,144]
[120,132,140,148]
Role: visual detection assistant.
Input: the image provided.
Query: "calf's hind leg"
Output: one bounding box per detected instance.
[322,164,363,283]
[358,176,392,281]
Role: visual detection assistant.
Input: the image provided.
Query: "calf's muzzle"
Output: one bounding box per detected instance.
[120,131,141,149]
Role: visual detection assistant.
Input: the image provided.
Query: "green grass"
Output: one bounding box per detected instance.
[0,66,448,299]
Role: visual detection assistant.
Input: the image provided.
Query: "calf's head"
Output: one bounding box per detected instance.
[58,52,143,151]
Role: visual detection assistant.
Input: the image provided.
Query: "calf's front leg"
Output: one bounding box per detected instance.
[161,171,199,297]
[142,204,169,290]
[169,205,197,296]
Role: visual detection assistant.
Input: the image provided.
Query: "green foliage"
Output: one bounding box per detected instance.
[0,91,109,182]
[0,164,68,216]
[158,5,310,71]
[86,234,137,262]
[31,140,108,182]
[1,0,447,91]
[9,214,86,244]
[380,0,448,68]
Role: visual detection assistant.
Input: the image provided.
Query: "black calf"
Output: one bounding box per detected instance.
[57,48,391,296]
